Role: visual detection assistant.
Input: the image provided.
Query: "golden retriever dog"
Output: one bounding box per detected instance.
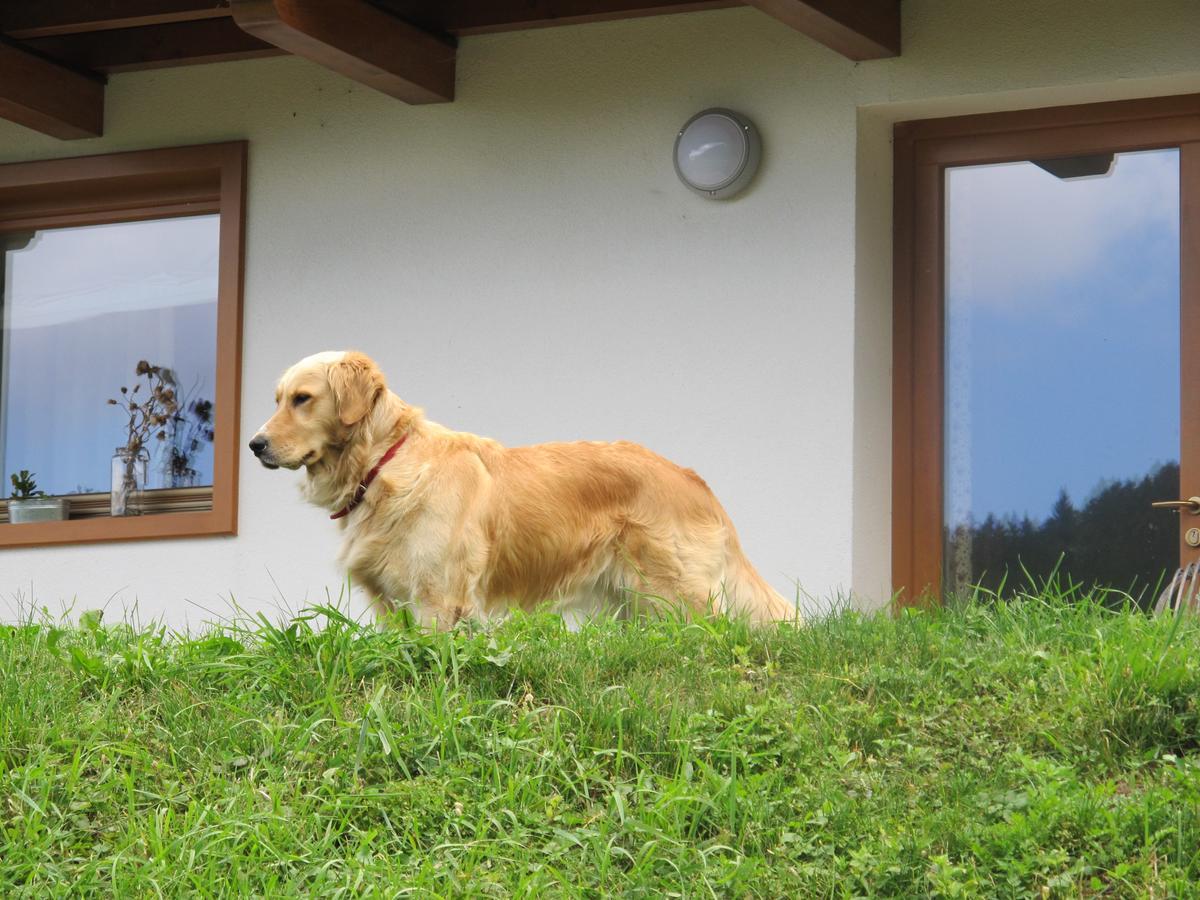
[250,351,796,629]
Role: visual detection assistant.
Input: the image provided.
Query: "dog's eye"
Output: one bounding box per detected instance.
[292,393,312,407]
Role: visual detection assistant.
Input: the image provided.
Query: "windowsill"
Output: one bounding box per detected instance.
[0,486,212,524]
[0,485,232,548]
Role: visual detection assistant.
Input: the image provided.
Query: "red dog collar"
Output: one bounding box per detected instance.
[330,434,408,520]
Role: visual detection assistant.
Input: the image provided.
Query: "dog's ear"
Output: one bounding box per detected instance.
[328,352,385,427]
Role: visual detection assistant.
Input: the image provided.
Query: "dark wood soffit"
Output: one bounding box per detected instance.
[2,1,902,83]
[0,39,104,138]
[3,1,742,40]
[230,0,455,104]
[372,0,742,36]
[23,18,282,73]
[0,1,231,39]
[5,2,740,81]
[744,0,900,60]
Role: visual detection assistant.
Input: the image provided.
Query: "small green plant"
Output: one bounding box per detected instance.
[9,469,45,500]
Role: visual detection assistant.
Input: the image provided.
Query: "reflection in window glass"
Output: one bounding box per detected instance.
[1,215,219,496]
[944,150,1180,604]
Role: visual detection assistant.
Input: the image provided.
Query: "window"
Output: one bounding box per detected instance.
[0,143,245,547]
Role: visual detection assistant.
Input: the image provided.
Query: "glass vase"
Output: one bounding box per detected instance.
[164,461,197,489]
[170,470,198,489]
[111,447,149,516]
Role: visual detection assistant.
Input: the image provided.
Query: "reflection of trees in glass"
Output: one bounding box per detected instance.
[945,461,1179,609]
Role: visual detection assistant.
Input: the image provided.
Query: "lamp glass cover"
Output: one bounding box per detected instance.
[675,113,747,190]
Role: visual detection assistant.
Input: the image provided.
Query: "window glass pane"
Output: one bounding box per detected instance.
[1,215,219,496]
[943,149,1180,604]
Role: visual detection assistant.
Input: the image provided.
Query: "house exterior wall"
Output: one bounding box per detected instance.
[1,1,1199,625]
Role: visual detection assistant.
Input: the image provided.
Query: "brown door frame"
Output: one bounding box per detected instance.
[892,93,1200,605]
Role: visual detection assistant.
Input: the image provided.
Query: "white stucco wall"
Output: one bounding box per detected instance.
[2,1,1199,625]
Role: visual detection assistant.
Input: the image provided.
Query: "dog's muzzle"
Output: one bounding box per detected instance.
[249,434,279,469]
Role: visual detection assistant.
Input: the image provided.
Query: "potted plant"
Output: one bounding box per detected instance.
[7,470,69,524]
[108,360,179,516]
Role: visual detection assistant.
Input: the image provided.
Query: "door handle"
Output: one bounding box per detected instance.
[1151,496,1200,515]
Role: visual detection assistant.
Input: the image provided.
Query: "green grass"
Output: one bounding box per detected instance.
[2,592,1200,897]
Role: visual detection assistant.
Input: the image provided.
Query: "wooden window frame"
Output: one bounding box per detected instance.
[0,141,246,548]
[892,94,1200,605]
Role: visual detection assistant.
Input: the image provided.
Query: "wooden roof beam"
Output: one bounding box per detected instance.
[0,40,104,138]
[744,0,900,60]
[230,0,455,104]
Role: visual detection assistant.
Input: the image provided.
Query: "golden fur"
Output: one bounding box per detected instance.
[251,351,796,629]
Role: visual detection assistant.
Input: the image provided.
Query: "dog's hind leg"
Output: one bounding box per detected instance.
[612,533,710,620]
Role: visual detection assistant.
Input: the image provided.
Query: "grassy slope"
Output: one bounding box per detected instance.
[1,596,1199,897]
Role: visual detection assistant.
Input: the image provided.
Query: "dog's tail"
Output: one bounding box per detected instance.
[722,549,799,625]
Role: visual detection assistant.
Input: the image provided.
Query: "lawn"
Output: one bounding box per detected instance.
[2,592,1199,897]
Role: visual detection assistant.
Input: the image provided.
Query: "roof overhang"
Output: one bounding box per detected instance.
[0,0,901,140]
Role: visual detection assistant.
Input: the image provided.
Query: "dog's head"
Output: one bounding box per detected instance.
[249,351,385,470]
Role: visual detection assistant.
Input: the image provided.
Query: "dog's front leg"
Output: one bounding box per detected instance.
[411,596,468,631]
[351,572,398,619]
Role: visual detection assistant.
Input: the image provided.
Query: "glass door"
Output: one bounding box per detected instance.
[942,150,1181,605]
[892,94,1200,607]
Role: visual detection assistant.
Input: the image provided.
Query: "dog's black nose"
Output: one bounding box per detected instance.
[248,435,268,456]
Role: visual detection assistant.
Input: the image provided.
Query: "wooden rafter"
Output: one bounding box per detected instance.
[230,0,455,104]
[0,40,104,138]
[744,0,899,60]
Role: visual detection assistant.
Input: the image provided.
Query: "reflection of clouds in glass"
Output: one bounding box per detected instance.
[946,151,1178,317]
[5,215,218,329]
[944,149,1180,532]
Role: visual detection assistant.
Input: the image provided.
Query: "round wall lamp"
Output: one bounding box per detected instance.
[673,108,761,200]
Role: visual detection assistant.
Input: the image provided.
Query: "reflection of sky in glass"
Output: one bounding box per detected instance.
[1,216,219,496]
[945,150,1180,527]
